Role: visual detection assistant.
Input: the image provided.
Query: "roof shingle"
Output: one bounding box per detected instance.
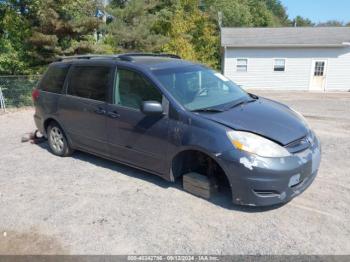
[221,27,350,47]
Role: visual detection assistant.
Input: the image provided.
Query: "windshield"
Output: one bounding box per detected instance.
[152,65,249,111]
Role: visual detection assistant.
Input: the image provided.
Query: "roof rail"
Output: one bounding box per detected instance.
[119,53,181,60]
[56,53,181,62]
[56,54,120,61]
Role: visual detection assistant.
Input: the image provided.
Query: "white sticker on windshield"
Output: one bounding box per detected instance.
[214,72,230,82]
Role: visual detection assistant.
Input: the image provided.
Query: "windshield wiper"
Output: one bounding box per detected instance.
[191,107,224,113]
[226,98,257,110]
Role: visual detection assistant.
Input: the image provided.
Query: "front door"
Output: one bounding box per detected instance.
[59,64,114,156]
[310,60,327,91]
[106,68,170,174]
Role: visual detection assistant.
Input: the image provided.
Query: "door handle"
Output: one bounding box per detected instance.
[107,110,120,118]
[95,108,106,115]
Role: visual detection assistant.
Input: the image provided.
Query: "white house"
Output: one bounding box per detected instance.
[221,27,350,91]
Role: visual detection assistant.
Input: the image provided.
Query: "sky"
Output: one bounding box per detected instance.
[280,0,350,23]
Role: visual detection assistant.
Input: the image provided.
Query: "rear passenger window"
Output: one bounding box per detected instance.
[68,66,111,101]
[39,64,69,93]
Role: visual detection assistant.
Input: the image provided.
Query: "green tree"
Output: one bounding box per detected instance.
[204,0,288,27]
[317,20,345,27]
[109,0,128,8]
[0,39,26,75]
[293,16,314,27]
[263,0,289,25]
[160,0,220,68]
[0,0,31,74]
[27,0,102,66]
[104,0,170,52]
[204,0,252,27]
[248,0,277,27]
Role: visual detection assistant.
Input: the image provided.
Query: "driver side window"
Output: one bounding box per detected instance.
[115,69,162,109]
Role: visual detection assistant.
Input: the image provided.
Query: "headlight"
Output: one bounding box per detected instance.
[226,130,291,158]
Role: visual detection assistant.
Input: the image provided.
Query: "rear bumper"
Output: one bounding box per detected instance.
[217,135,321,206]
[33,114,45,135]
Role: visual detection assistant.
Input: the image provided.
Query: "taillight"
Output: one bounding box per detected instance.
[32,88,40,101]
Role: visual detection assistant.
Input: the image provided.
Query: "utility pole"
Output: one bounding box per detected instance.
[0,87,6,113]
[218,11,223,29]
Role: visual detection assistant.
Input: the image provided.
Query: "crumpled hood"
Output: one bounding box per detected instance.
[198,97,308,145]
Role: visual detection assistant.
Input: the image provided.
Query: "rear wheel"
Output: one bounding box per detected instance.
[47,123,73,157]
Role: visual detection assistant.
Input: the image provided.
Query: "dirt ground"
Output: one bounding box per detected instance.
[0,91,349,255]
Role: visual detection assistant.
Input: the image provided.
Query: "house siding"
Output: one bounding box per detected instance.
[223,47,350,91]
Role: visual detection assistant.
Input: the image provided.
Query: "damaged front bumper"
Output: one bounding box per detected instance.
[217,134,321,207]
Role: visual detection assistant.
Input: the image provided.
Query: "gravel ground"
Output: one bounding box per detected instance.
[0,91,349,255]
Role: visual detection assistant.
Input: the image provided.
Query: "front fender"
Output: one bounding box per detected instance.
[166,112,235,184]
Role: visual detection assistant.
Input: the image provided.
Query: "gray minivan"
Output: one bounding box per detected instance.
[33,54,321,206]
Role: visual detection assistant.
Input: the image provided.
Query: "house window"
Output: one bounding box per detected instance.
[237,59,247,72]
[274,59,285,71]
[314,61,325,76]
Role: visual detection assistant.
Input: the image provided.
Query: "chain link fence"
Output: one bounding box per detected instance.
[0,75,42,110]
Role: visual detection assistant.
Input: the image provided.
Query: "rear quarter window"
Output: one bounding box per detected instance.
[39,64,70,93]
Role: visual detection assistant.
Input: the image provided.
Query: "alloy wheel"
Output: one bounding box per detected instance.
[49,126,64,154]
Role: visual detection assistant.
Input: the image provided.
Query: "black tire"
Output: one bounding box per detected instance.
[47,122,73,157]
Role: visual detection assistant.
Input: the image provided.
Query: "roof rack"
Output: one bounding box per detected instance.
[57,53,181,62]
[56,54,119,61]
[119,53,181,60]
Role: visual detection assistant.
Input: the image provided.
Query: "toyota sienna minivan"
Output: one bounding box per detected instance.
[33,53,321,206]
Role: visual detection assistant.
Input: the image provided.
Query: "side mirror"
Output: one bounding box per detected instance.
[140,101,163,116]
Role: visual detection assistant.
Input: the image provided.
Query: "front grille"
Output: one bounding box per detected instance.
[285,134,312,154]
